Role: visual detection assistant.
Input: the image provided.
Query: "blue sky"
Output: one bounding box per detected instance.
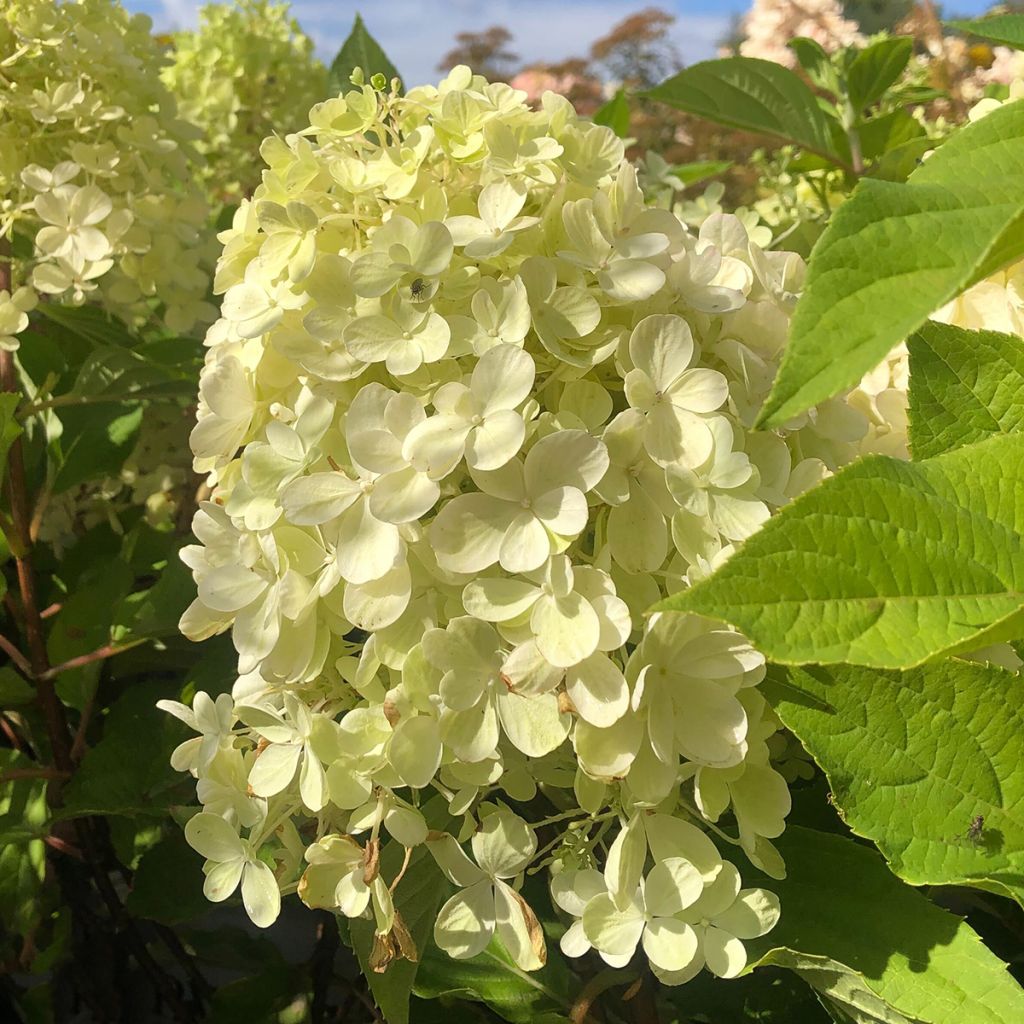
[128,0,996,88]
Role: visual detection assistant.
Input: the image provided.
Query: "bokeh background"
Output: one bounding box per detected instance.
[126,0,995,86]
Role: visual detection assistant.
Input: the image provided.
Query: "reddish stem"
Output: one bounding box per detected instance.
[0,251,74,776]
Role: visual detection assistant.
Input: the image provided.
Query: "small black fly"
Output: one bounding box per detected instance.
[966,815,985,846]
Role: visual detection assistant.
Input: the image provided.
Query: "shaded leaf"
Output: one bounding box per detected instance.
[53,403,144,493]
[748,827,1024,1024]
[126,831,211,925]
[48,558,134,709]
[0,666,34,707]
[788,37,833,89]
[0,392,23,485]
[60,680,189,818]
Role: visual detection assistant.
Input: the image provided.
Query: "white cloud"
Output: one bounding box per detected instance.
[155,0,729,86]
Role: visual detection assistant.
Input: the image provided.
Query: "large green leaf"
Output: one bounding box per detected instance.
[327,13,400,95]
[756,99,1024,428]
[645,58,844,166]
[846,37,914,113]
[749,827,1024,1024]
[764,662,1024,906]
[948,14,1024,50]
[908,321,1024,459]
[657,433,1024,669]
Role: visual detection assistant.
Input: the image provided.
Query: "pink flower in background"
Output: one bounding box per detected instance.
[510,63,605,115]
[738,0,863,67]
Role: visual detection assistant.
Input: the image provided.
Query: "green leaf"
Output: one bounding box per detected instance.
[867,135,932,182]
[48,559,134,709]
[327,13,400,95]
[645,58,844,167]
[67,345,193,404]
[592,89,630,137]
[60,680,189,819]
[788,37,834,90]
[53,403,144,493]
[756,99,1024,428]
[0,751,48,934]
[765,661,1024,907]
[116,551,194,640]
[908,321,1024,459]
[846,37,914,112]
[415,940,572,1023]
[351,841,448,1024]
[657,433,1024,669]
[665,964,834,1022]
[49,561,135,709]
[673,160,733,186]
[748,827,1024,1024]
[126,831,211,924]
[948,14,1024,50]
[35,302,138,350]
[856,108,925,162]
[0,392,23,485]
[0,666,34,707]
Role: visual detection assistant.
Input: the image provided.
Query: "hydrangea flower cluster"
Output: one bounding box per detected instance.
[162,0,327,203]
[0,0,216,343]
[167,68,875,982]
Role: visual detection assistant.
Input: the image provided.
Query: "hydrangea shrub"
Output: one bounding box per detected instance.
[0,0,215,343]
[162,0,328,203]
[167,67,882,983]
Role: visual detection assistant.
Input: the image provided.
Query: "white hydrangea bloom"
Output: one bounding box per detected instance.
[165,66,884,981]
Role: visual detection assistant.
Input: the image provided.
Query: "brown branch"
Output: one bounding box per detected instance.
[571,970,638,1024]
[0,712,28,753]
[70,694,96,763]
[37,640,145,684]
[44,834,85,861]
[0,631,32,676]
[1,252,200,1022]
